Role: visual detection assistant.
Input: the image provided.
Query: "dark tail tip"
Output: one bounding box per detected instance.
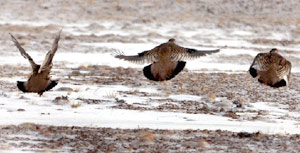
[38,80,58,96]
[17,81,28,93]
[249,67,257,78]
[45,80,58,91]
[270,79,286,88]
[143,64,158,81]
[166,61,186,80]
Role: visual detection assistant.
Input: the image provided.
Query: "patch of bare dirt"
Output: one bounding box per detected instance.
[0,123,299,152]
[250,38,300,46]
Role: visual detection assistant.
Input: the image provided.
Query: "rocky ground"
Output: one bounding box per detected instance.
[1,123,300,153]
[1,64,300,152]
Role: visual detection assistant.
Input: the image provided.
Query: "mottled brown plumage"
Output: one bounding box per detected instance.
[115,39,220,81]
[10,30,61,95]
[249,48,291,88]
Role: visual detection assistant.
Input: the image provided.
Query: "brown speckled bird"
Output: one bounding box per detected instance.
[249,48,291,88]
[10,30,61,95]
[115,38,220,81]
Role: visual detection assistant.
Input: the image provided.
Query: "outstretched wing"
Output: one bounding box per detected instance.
[38,30,61,73]
[170,45,220,61]
[115,47,160,64]
[9,33,38,70]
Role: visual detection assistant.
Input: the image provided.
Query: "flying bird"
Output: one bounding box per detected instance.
[249,48,291,88]
[10,30,61,95]
[115,38,220,81]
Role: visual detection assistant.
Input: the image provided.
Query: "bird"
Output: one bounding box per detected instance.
[10,30,61,95]
[115,38,220,81]
[249,48,291,88]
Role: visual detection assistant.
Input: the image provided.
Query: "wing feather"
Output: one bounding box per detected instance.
[277,58,291,80]
[170,45,220,61]
[9,33,37,70]
[38,30,61,73]
[115,48,159,64]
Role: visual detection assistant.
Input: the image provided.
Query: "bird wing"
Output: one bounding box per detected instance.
[9,33,38,70]
[250,53,270,71]
[169,44,220,61]
[115,43,220,63]
[277,57,292,80]
[114,46,160,64]
[38,30,61,73]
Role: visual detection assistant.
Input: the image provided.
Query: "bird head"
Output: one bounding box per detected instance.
[168,38,176,43]
[270,48,278,53]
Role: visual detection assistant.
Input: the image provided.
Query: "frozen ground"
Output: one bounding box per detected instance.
[0,0,300,152]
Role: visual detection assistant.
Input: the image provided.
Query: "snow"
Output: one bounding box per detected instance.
[1,96,299,135]
[168,94,202,101]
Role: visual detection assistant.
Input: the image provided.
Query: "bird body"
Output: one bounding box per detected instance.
[10,30,61,95]
[116,39,220,81]
[249,48,291,88]
[19,68,52,92]
[144,41,186,81]
[145,60,185,81]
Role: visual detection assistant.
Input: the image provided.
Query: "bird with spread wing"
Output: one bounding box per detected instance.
[115,38,220,81]
[10,30,61,95]
[249,48,291,88]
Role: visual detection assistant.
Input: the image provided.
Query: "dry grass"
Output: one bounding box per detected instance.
[162,81,171,96]
[178,76,187,94]
[208,93,216,101]
[197,139,210,147]
[87,0,94,5]
[105,91,117,99]
[40,130,52,137]
[74,88,80,92]
[0,145,11,150]
[53,96,69,104]
[71,101,82,108]
[140,133,155,142]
